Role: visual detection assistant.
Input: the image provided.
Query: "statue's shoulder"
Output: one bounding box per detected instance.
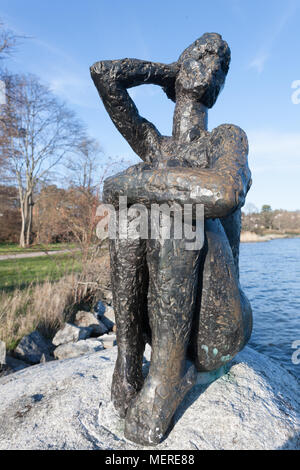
[209,124,248,154]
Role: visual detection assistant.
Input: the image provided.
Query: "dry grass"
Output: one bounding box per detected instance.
[0,248,111,350]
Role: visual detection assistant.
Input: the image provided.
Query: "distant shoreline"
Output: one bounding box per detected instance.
[240,231,300,243]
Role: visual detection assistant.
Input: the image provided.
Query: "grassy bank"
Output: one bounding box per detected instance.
[0,275,80,350]
[0,252,82,291]
[0,248,111,349]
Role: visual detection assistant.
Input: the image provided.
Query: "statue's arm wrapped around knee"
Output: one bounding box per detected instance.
[103,124,252,219]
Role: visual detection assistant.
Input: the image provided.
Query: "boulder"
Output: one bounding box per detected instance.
[103,290,113,305]
[0,356,29,378]
[14,331,53,365]
[101,307,115,331]
[99,333,117,349]
[74,311,108,336]
[52,323,91,346]
[103,306,115,323]
[6,355,30,372]
[95,300,106,318]
[99,320,110,335]
[39,353,53,364]
[98,290,113,306]
[53,338,104,360]
[0,365,10,378]
[94,300,115,331]
[0,346,298,450]
[101,317,114,331]
[0,340,6,365]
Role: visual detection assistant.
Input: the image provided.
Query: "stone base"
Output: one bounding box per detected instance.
[196,365,227,384]
[0,346,299,450]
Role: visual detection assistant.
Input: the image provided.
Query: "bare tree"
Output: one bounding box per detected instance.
[64,139,104,253]
[0,73,83,247]
[0,20,19,176]
[66,137,102,191]
[0,184,21,242]
[243,202,258,215]
[63,144,127,256]
[0,20,18,62]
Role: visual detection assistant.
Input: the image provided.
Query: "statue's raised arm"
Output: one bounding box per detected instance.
[90,59,178,162]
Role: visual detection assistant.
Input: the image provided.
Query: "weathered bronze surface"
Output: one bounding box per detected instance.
[91,33,253,446]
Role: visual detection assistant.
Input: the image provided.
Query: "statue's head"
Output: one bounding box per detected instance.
[175,33,231,108]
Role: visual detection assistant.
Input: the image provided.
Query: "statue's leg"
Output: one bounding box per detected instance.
[124,231,201,445]
[109,236,149,418]
[220,210,253,349]
[188,218,250,371]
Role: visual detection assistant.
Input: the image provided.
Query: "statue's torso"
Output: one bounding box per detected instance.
[150,127,242,278]
[159,132,210,168]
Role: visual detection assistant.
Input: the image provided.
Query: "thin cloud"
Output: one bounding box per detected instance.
[248,129,300,173]
[249,130,300,156]
[48,72,98,109]
[248,0,298,73]
[32,37,75,65]
[0,12,94,108]
[248,53,269,74]
[246,128,300,210]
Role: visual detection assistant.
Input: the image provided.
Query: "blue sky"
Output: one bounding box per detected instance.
[1,0,300,210]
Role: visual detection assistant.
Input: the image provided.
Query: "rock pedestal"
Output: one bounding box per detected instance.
[0,346,299,450]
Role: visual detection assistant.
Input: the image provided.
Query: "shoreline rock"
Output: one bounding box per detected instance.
[74,311,108,336]
[53,338,104,360]
[14,331,53,364]
[99,333,116,349]
[0,346,298,450]
[2,302,117,369]
[52,323,91,346]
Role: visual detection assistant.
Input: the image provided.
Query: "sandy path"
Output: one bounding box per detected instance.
[0,249,75,261]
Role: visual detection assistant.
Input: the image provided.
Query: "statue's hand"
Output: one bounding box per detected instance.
[103,163,152,206]
[103,159,194,208]
[102,171,127,207]
[161,62,180,102]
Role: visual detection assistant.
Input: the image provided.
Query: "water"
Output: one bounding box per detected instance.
[239,238,300,378]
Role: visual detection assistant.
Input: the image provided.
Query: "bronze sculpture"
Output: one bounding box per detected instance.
[91,33,252,446]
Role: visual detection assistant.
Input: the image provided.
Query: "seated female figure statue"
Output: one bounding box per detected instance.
[91,33,253,446]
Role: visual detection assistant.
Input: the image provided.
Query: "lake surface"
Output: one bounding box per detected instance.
[239,238,300,378]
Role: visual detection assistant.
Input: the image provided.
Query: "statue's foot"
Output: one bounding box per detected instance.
[111,357,144,419]
[124,365,196,446]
